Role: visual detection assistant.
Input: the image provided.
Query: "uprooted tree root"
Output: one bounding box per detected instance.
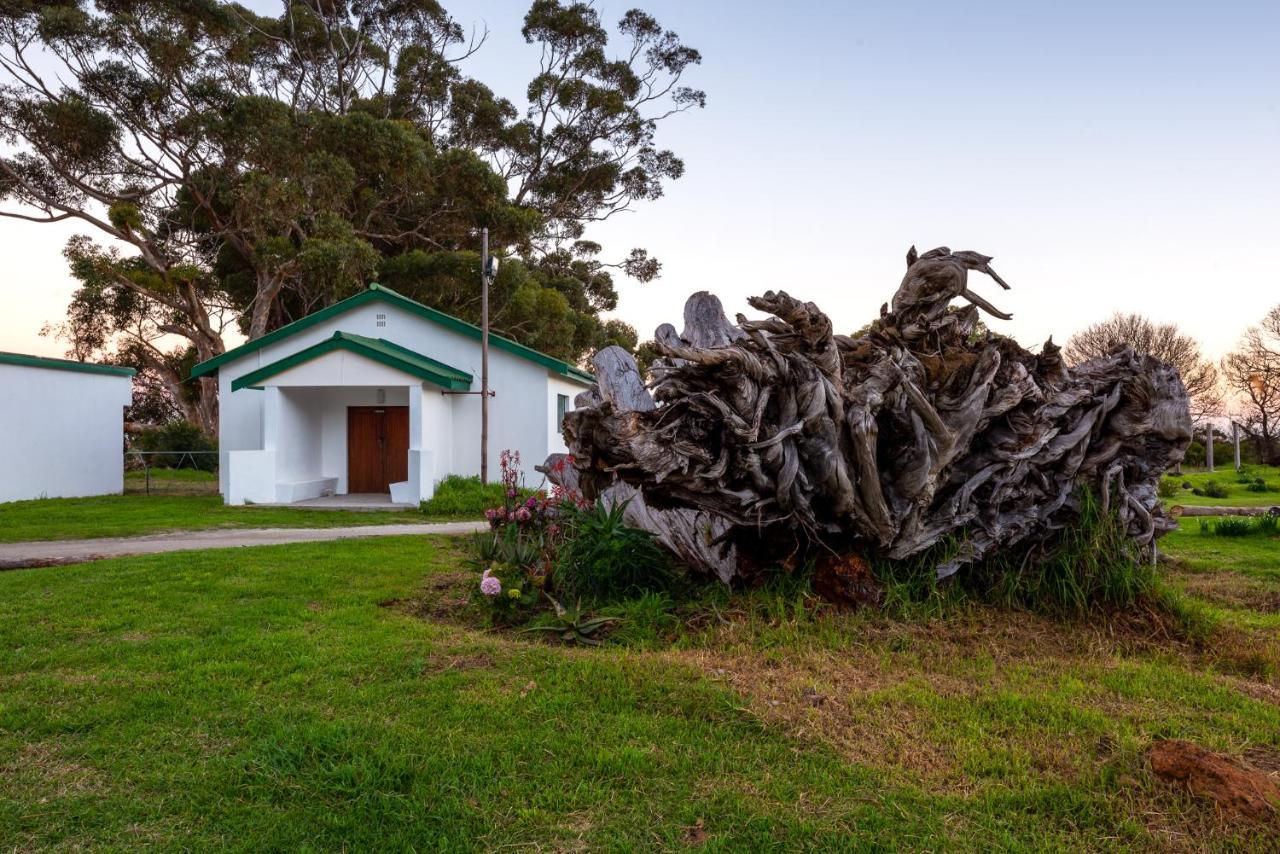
[550,245,1193,596]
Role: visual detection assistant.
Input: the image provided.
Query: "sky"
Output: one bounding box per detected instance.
[1,0,1277,363]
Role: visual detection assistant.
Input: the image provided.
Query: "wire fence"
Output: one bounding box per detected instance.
[124,450,220,496]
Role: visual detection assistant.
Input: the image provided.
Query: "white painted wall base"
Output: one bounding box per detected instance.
[226,449,277,505]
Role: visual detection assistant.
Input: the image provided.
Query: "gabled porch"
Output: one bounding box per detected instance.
[222,333,471,506]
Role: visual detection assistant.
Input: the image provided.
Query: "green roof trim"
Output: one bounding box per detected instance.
[231,332,473,392]
[0,351,135,378]
[193,284,595,386]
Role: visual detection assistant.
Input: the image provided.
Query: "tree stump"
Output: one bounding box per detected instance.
[550,246,1192,585]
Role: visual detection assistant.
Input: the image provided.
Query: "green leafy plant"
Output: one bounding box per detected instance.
[1211,518,1255,537]
[521,596,618,645]
[1201,514,1280,537]
[1200,480,1230,499]
[553,499,676,602]
[1157,477,1180,498]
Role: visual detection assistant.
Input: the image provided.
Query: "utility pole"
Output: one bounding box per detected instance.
[480,227,490,484]
[1233,421,1242,471]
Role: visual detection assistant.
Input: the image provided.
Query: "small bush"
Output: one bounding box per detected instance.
[1199,515,1279,537]
[1200,480,1230,499]
[1157,477,1180,499]
[1211,518,1255,537]
[1246,481,1271,493]
[421,475,534,518]
[553,499,677,602]
[132,421,217,470]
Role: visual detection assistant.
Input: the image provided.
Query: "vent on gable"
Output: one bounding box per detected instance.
[375,312,387,328]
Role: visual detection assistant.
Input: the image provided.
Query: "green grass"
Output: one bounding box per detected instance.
[1162,465,1280,508]
[418,474,536,520]
[1,532,1277,849]
[0,494,423,543]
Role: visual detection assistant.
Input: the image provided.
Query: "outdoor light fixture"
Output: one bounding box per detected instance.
[484,254,499,283]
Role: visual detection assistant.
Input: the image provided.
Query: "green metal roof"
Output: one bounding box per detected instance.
[0,351,135,378]
[194,284,596,386]
[231,332,474,392]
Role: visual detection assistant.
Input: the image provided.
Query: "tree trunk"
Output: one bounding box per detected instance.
[552,246,1193,586]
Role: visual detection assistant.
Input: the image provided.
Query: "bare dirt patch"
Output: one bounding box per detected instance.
[1148,739,1280,821]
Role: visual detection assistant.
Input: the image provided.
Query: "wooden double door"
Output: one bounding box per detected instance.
[347,406,409,493]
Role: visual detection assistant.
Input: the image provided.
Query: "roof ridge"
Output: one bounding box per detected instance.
[191,283,595,387]
[0,351,136,378]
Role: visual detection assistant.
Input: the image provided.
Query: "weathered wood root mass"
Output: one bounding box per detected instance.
[551,246,1192,585]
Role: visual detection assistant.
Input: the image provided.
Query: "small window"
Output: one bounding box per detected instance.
[556,394,570,433]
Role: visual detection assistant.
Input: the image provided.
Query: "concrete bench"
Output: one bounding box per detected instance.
[275,477,339,504]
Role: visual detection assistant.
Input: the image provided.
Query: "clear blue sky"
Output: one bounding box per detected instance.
[2,0,1276,360]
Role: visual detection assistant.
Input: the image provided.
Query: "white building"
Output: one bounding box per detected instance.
[191,284,593,506]
[0,352,134,503]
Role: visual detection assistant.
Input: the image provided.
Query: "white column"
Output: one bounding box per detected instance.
[408,383,423,451]
[263,387,282,451]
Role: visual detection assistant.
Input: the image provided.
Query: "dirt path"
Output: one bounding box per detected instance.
[0,522,486,569]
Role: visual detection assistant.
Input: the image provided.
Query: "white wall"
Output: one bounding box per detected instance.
[0,364,131,503]
[216,299,592,500]
[547,376,582,456]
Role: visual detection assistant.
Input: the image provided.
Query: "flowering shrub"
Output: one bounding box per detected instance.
[477,561,539,620]
[472,450,587,619]
[469,450,671,621]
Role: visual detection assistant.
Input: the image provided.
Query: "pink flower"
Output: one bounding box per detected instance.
[480,569,501,598]
[515,507,531,523]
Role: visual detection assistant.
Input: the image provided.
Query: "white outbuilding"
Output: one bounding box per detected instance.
[0,352,134,503]
[191,284,594,506]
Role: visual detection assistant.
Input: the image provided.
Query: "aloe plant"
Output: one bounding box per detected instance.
[521,596,617,646]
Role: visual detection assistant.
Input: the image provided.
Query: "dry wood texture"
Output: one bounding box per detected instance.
[551,246,1192,584]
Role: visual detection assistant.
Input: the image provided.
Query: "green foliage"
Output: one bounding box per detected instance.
[872,490,1162,619]
[1157,477,1180,499]
[1202,480,1230,499]
[420,475,531,519]
[3,0,705,411]
[132,421,217,470]
[521,596,618,645]
[979,490,1158,616]
[1198,514,1279,538]
[553,499,677,602]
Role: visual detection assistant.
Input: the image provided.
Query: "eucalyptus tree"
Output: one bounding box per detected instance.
[0,1,702,432]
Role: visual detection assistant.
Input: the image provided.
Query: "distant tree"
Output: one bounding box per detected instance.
[1221,305,1280,464]
[1064,313,1222,423]
[0,1,703,434]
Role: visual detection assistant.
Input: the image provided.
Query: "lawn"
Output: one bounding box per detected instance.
[0,475,516,543]
[1163,465,1280,508]
[0,495,423,543]
[1,530,1277,849]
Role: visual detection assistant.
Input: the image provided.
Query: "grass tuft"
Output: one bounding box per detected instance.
[419,475,534,519]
